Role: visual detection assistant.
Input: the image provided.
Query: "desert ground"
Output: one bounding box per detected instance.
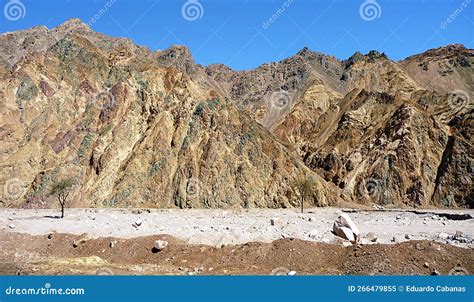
[0,207,472,275]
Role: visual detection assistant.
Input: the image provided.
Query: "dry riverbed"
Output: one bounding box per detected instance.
[0,208,472,275]
[1,208,473,247]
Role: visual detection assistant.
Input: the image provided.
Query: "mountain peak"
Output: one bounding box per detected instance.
[52,18,91,33]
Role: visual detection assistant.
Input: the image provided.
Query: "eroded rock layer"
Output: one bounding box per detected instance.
[0,19,472,208]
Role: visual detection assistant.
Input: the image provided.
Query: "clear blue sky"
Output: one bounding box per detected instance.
[0,0,473,70]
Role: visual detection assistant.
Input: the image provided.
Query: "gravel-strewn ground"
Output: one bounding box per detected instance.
[1,208,473,247]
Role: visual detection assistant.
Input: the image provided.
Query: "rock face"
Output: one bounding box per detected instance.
[0,19,472,209]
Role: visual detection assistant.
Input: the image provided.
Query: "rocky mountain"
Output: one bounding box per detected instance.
[0,19,472,209]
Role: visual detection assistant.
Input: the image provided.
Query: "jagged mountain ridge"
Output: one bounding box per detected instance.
[0,19,472,208]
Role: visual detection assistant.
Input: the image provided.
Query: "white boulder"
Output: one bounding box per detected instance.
[333,213,360,242]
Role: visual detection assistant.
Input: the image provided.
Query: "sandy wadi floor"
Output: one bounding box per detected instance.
[0,208,472,275]
[1,208,473,246]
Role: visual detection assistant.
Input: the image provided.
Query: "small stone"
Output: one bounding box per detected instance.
[73,234,91,248]
[8,224,15,229]
[415,243,424,250]
[365,232,377,242]
[109,240,117,248]
[372,204,384,210]
[132,219,142,228]
[391,236,397,243]
[424,262,430,268]
[431,269,440,276]
[152,240,169,253]
[438,233,449,240]
[47,234,53,240]
[455,231,464,238]
[308,229,319,239]
[396,215,402,220]
[270,218,279,226]
[288,271,297,276]
[342,241,352,247]
[405,234,411,240]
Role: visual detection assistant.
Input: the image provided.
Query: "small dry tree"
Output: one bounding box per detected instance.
[51,179,74,218]
[294,175,316,213]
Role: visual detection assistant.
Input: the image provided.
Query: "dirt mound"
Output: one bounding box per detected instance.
[0,231,472,275]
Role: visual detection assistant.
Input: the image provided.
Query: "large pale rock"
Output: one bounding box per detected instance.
[333,213,360,242]
[334,226,355,242]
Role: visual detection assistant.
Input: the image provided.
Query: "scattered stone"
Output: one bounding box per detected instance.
[152,240,168,253]
[365,232,377,242]
[438,233,449,240]
[431,269,440,276]
[333,213,360,242]
[73,234,91,248]
[372,204,384,210]
[308,229,319,239]
[132,219,142,228]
